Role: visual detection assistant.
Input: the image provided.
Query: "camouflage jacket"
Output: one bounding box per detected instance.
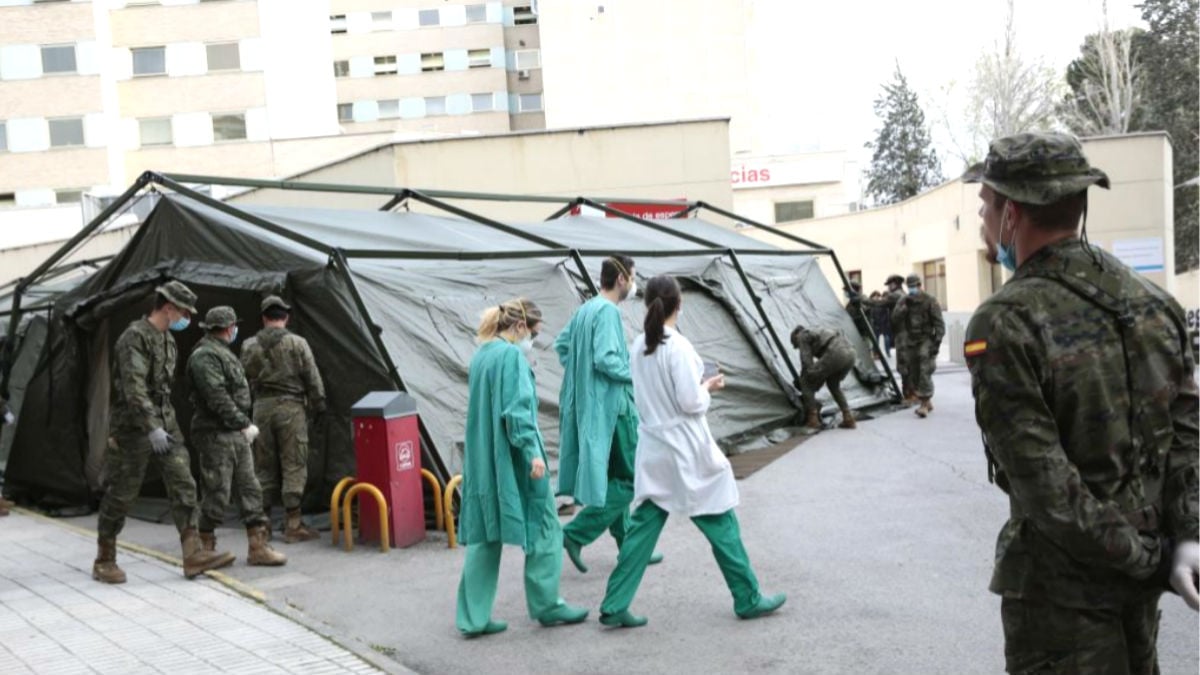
[187,335,252,433]
[892,290,945,351]
[793,326,853,372]
[966,238,1199,609]
[110,318,178,434]
[240,327,325,412]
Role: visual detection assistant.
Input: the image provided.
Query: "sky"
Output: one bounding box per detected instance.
[742,0,1147,173]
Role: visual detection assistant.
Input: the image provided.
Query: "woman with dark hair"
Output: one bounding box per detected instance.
[455,298,589,637]
[597,276,785,628]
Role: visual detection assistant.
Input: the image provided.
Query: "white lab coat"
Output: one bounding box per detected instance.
[630,327,739,517]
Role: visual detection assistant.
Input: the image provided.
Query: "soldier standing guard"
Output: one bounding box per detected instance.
[92,281,235,584]
[892,274,944,417]
[187,306,286,567]
[241,296,326,543]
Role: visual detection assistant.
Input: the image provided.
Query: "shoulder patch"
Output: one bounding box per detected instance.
[964,339,988,357]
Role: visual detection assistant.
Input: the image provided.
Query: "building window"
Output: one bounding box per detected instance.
[773,200,814,222]
[425,96,446,116]
[337,103,353,122]
[212,113,246,142]
[517,93,542,112]
[468,49,491,69]
[378,99,399,119]
[330,15,347,34]
[420,52,444,72]
[55,188,83,204]
[371,11,393,29]
[0,122,6,152]
[374,55,397,76]
[470,93,493,112]
[40,45,77,75]
[847,270,862,287]
[465,4,486,23]
[48,117,85,147]
[132,47,166,76]
[206,43,240,72]
[139,118,172,146]
[418,9,439,26]
[333,60,349,77]
[514,49,541,70]
[513,4,536,24]
[921,258,947,309]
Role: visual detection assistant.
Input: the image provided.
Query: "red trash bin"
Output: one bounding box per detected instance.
[351,392,425,548]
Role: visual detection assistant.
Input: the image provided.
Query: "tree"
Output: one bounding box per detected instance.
[1136,0,1198,272]
[863,64,944,206]
[1060,12,1147,136]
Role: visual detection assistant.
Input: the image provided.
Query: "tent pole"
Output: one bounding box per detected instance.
[672,203,703,218]
[378,190,411,212]
[692,201,829,250]
[578,198,716,248]
[328,249,449,480]
[826,251,903,402]
[405,191,568,251]
[724,250,803,401]
[544,198,582,221]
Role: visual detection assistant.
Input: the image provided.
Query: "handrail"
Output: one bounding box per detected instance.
[444,474,462,549]
[342,483,390,553]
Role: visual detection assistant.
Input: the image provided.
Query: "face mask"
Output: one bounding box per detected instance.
[996,209,1017,272]
[907,287,918,296]
[626,281,638,301]
[228,326,239,344]
[169,316,190,332]
[518,337,533,354]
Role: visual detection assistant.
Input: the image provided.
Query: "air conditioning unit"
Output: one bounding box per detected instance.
[517,69,531,80]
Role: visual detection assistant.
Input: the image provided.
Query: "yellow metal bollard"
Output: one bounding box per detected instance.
[420,469,444,532]
[444,474,463,548]
[330,477,357,546]
[342,483,390,553]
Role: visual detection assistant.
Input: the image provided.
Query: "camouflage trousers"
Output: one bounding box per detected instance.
[1001,595,1162,674]
[800,348,854,414]
[896,344,937,398]
[195,429,267,531]
[253,398,310,511]
[97,419,199,540]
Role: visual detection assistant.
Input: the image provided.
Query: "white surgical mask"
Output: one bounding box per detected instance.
[627,281,638,301]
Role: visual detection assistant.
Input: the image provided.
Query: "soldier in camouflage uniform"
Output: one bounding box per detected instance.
[790,324,857,430]
[187,306,286,567]
[892,274,944,417]
[964,132,1199,673]
[0,397,12,516]
[241,296,325,543]
[93,281,236,584]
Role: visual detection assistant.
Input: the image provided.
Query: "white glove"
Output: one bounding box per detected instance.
[147,427,172,455]
[2,411,13,425]
[1169,540,1199,612]
[242,424,260,444]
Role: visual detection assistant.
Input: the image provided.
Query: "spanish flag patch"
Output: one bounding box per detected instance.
[964,340,988,357]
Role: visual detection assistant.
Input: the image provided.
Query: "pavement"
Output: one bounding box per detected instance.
[9,367,1197,674]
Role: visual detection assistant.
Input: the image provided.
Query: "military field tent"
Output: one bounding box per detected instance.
[0,173,896,511]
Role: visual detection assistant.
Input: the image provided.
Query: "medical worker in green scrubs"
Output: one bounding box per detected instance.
[599,276,786,628]
[556,255,662,572]
[455,298,589,637]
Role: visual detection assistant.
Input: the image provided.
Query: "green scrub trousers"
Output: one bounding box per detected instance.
[600,501,763,617]
[563,410,636,547]
[455,487,570,634]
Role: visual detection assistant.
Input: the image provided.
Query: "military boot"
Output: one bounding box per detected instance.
[247,525,287,566]
[92,538,127,584]
[283,508,319,543]
[915,398,932,418]
[804,409,821,430]
[199,530,218,552]
[181,527,236,579]
[837,407,857,429]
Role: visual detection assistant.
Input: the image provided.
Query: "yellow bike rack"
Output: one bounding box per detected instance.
[341,483,390,553]
[444,474,462,549]
[330,477,358,546]
[420,468,444,532]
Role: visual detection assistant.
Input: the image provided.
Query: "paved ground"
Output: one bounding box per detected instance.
[65,368,1199,674]
[0,511,398,675]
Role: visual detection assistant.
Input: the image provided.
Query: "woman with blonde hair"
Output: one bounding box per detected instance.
[455,298,589,637]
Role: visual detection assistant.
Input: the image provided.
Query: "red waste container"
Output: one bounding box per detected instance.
[351,391,425,548]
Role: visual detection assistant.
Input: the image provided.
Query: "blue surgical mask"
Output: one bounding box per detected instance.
[169,316,190,332]
[907,287,918,296]
[996,210,1017,272]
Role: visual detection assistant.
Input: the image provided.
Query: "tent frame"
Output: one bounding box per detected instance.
[3,172,902,482]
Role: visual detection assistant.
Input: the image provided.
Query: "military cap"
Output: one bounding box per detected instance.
[885,274,905,286]
[962,132,1110,205]
[155,280,198,314]
[260,295,291,314]
[198,305,239,330]
[905,273,921,287]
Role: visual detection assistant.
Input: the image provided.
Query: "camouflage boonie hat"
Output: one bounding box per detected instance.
[885,274,905,286]
[155,280,198,314]
[962,132,1110,205]
[260,295,291,313]
[905,273,921,287]
[198,306,239,330]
